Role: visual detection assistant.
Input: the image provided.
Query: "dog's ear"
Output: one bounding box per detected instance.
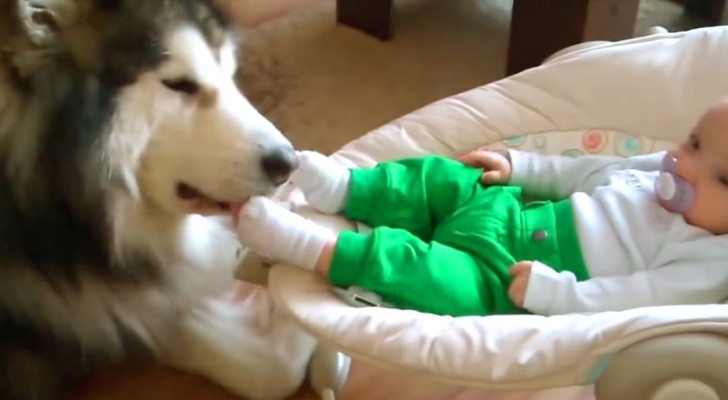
[7,0,85,38]
[0,0,65,81]
[33,1,73,31]
[24,0,125,33]
[0,1,48,40]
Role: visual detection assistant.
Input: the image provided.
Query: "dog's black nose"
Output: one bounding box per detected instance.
[261,145,298,184]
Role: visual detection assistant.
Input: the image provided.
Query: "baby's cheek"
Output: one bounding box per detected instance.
[713,201,728,233]
[693,188,728,233]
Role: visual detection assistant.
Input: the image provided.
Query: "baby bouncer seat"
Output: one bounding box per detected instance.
[261,26,728,400]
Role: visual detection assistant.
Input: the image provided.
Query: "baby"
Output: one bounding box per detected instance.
[234,97,728,317]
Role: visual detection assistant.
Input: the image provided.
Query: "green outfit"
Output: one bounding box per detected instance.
[328,155,590,317]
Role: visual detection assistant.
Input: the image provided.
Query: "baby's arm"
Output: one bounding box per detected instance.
[521,261,728,315]
[507,150,664,199]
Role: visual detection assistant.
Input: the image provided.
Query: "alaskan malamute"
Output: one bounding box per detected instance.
[0,0,316,398]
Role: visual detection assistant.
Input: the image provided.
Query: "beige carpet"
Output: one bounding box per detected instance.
[234,0,708,155]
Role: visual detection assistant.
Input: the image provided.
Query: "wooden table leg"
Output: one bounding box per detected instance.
[336,0,394,41]
[506,0,640,76]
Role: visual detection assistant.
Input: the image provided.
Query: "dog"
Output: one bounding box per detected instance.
[0,0,318,398]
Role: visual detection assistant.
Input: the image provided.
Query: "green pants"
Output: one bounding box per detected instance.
[328,155,589,317]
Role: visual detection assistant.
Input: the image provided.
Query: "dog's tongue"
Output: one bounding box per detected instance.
[230,202,244,226]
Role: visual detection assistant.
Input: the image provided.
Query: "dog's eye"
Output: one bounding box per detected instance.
[176,182,202,200]
[162,79,200,95]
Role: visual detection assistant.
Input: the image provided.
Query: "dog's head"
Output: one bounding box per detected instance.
[108,0,298,217]
[106,0,297,217]
[3,0,297,218]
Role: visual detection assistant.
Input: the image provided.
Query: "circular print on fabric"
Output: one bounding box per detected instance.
[562,148,584,158]
[582,130,607,153]
[504,135,527,148]
[615,134,643,157]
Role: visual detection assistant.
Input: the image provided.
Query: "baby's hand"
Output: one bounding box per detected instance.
[507,261,533,308]
[456,147,511,185]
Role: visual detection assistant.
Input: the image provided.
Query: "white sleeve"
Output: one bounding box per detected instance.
[522,261,728,316]
[507,150,665,199]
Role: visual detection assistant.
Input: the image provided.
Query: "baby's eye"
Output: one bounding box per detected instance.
[717,175,728,187]
[689,135,701,151]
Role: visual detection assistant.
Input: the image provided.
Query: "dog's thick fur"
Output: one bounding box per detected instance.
[0,0,317,398]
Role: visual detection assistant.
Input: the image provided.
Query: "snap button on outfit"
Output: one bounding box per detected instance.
[531,229,548,241]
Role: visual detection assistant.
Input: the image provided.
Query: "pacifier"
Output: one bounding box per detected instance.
[655,153,694,213]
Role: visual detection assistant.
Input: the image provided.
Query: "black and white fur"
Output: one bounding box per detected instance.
[0,0,317,398]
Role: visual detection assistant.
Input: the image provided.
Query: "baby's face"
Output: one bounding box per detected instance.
[671,98,728,234]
